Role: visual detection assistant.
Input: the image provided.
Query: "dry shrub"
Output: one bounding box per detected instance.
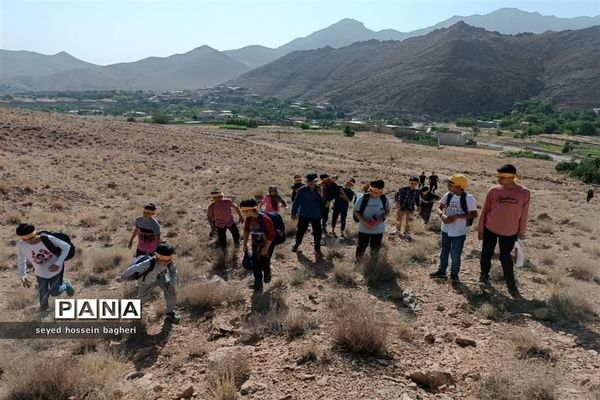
[333,263,357,286]
[539,251,556,266]
[333,297,388,357]
[178,282,244,315]
[568,261,598,282]
[325,241,345,261]
[479,302,503,321]
[283,309,318,339]
[586,243,600,257]
[289,268,310,286]
[172,232,202,258]
[211,250,240,272]
[242,284,289,340]
[89,247,131,274]
[50,199,66,211]
[511,330,554,361]
[7,287,35,310]
[477,368,558,400]
[207,368,237,400]
[402,238,434,263]
[537,221,555,234]
[207,350,250,399]
[296,341,328,364]
[362,250,400,287]
[158,206,178,227]
[548,280,597,322]
[3,350,125,400]
[5,210,22,225]
[0,246,16,270]
[175,259,197,286]
[78,210,100,227]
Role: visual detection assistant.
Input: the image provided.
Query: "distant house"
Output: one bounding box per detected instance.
[476,120,500,129]
[593,108,600,117]
[437,131,467,146]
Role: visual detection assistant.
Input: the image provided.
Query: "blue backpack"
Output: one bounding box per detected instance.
[258,212,286,246]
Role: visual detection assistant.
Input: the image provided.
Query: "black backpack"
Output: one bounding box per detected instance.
[258,212,286,246]
[39,231,76,261]
[445,192,474,226]
[125,255,157,281]
[353,193,388,222]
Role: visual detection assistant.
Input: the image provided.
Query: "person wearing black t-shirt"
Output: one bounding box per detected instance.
[429,172,439,193]
[419,186,440,224]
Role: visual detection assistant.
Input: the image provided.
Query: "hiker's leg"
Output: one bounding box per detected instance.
[321,206,330,230]
[252,244,263,284]
[310,218,323,251]
[449,235,466,277]
[260,244,275,283]
[396,209,404,232]
[331,207,340,230]
[229,223,241,247]
[405,212,413,234]
[422,206,432,224]
[295,216,310,246]
[498,234,518,288]
[48,269,68,297]
[37,275,51,312]
[216,227,227,251]
[370,233,384,259]
[158,276,176,314]
[355,232,369,260]
[340,207,348,232]
[136,279,156,305]
[438,232,451,273]
[480,228,498,279]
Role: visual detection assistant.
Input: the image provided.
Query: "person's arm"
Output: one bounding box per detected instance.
[278,195,288,210]
[232,202,244,224]
[518,191,531,238]
[353,196,365,222]
[128,227,139,249]
[291,188,303,218]
[261,217,276,256]
[48,235,71,267]
[120,258,150,281]
[17,245,29,282]
[243,221,250,252]
[339,188,350,202]
[478,191,492,239]
[207,205,216,231]
[167,261,178,288]
[383,199,391,219]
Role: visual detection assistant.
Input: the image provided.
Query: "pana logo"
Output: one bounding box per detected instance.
[55,299,141,319]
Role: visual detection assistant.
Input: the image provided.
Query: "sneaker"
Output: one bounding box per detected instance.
[429,270,447,279]
[263,270,272,284]
[40,310,51,322]
[165,311,181,323]
[64,279,75,297]
[478,276,491,288]
[291,244,299,252]
[508,285,521,298]
[450,274,460,283]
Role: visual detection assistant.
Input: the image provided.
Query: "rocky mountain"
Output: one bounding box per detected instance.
[228,23,600,116]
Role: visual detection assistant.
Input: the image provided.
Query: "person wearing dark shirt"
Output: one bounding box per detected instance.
[419,186,440,224]
[419,171,427,188]
[332,178,356,236]
[290,175,303,203]
[394,177,421,240]
[429,172,439,193]
[319,173,341,235]
[291,173,325,258]
[587,188,594,203]
[241,199,276,291]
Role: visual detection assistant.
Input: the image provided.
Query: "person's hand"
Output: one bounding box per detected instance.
[260,246,269,257]
[21,277,31,288]
[441,214,454,224]
[48,264,60,272]
[518,233,525,240]
[478,231,483,241]
[168,286,177,295]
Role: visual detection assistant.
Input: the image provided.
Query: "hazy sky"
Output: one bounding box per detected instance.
[1,0,599,65]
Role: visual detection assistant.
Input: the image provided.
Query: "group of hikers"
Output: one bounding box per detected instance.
[15,164,531,323]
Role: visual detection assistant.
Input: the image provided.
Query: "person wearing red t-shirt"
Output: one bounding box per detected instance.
[241,199,276,291]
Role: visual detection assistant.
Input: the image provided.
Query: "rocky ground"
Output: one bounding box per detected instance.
[0,107,599,400]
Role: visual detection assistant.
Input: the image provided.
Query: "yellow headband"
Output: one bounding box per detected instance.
[155,253,172,262]
[241,206,258,211]
[19,231,37,240]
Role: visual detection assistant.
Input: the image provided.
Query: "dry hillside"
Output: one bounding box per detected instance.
[0,107,599,400]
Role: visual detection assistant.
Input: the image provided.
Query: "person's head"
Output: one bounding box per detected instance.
[346,178,356,188]
[369,180,385,197]
[155,243,175,265]
[320,173,331,185]
[211,189,224,202]
[240,198,259,218]
[446,174,468,194]
[306,173,319,188]
[409,176,419,189]
[16,223,39,244]
[496,164,518,187]
[143,203,157,218]
[268,185,279,196]
[421,171,425,174]
[294,174,302,184]
[421,186,430,194]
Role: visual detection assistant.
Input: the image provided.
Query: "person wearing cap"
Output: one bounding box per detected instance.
[207,189,244,252]
[240,199,277,291]
[260,185,287,214]
[331,178,357,236]
[393,177,421,241]
[119,243,180,322]
[16,223,75,319]
[429,174,478,282]
[128,203,161,257]
[319,173,341,235]
[290,175,304,203]
[478,164,530,296]
[291,173,325,257]
[354,180,391,260]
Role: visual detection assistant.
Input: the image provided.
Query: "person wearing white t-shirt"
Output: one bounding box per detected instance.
[16,223,75,318]
[429,174,478,282]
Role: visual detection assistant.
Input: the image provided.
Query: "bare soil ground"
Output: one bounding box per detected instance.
[0,107,599,400]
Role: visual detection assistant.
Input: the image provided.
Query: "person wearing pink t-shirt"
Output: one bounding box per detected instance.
[478,164,531,297]
[260,185,287,214]
[207,189,244,252]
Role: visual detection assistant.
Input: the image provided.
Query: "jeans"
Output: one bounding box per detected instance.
[438,232,466,276]
[37,269,68,312]
[331,204,349,231]
[252,243,275,283]
[419,204,433,224]
[295,216,322,251]
[480,227,517,287]
[216,224,241,251]
[137,273,177,313]
[396,209,414,234]
[356,232,383,260]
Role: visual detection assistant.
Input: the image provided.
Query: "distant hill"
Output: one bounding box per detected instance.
[0,46,251,91]
[228,23,600,116]
[224,9,600,68]
[0,50,96,78]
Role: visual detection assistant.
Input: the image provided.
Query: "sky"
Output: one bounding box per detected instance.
[1,0,599,65]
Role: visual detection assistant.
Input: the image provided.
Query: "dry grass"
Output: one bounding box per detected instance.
[586,243,600,257]
[5,210,22,225]
[511,330,555,361]
[6,287,35,310]
[537,221,555,234]
[547,280,597,322]
[289,268,310,286]
[207,350,250,399]
[283,309,318,339]
[324,241,345,261]
[78,210,101,227]
[479,302,503,321]
[88,247,131,274]
[333,263,358,286]
[362,250,400,287]
[476,367,558,400]
[178,281,245,315]
[333,297,388,357]
[295,341,329,364]
[0,245,16,270]
[568,261,598,282]
[539,251,556,266]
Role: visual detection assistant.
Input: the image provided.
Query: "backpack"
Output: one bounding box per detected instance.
[39,231,76,261]
[445,192,474,226]
[258,212,286,246]
[353,193,388,222]
[124,255,156,281]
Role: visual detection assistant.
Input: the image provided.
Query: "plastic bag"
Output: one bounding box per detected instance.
[511,239,525,268]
